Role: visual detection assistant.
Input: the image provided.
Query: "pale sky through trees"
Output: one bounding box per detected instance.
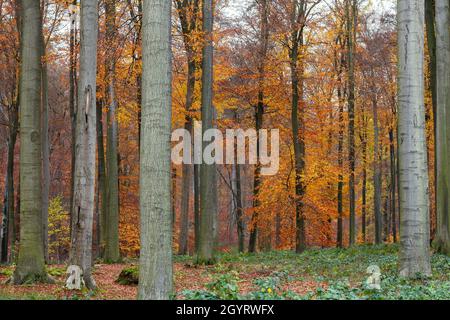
[0,0,447,302]
[223,0,395,19]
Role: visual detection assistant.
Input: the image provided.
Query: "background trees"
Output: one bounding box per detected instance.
[0,0,447,297]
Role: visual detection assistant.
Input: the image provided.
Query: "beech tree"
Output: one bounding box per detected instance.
[104,0,120,263]
[67,0,99,289]
[248,0,270,254]
[176,0,201,256]
[197,0,218,264]
[397,0,432,278]
[138,0,173,300]
[434,0,450,255]
[346,0,357,246]
[12,0,49,284]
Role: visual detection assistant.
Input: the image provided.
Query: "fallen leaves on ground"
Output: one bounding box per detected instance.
[0,262,321,300]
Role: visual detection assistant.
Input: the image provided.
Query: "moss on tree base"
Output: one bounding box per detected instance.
[195,257,217,266]
[116,265,139,285]
[433,238,450,256]
[11,272,55,285]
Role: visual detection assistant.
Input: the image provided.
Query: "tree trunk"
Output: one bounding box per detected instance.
[346,0,357,246]
[41,27,50,263]
[13,0,48,284]
[235,131,245,253]
[178,125,192,255]
[291,41,306,254]
[68,0,99,290]
[197,0,218,265]
[69,0,78,236]
[389,128,397,242]
[175,0,200,256]
[361,119,367,243]
[104,0,120,263]
[373,94,382,244]
[248,0,269,254]
[96,97,106,258]
[138,0,173,300]
[433,0,450,255]
[397,0,432,277]
[336,36,345,248]
[194,162,200,253]
[1,95,18,264]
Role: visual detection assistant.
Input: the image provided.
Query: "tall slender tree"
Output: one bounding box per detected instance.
[397,0,432,277]
[40,1,50,263]
[346,0,357,246]
[13,0,49,284]
[248,0,270,253]
[104,0,120,263]
[289,0,307,254]
[372,81,382,244]
[138,0,173,300]
[176,0,201,256]
[68,0,99,289]
[434,0,450,255]
[335,30,345,248]
[69,0,78,235]
[197,0,218,264]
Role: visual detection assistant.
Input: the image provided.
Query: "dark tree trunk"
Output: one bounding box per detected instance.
[389,128,397,242]
[1,120,17,263]
[248,0,269,253]
[346,0,357,246]
[96,98,106,258]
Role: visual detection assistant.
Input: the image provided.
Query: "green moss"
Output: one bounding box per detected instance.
[116,265,139,285]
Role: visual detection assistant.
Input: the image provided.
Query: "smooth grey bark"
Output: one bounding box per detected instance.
[197,0,218,264]
[434,0,450,255]
[104,0,120,263]
[397,0,432,278]
[138,0,173,300]
[68,0,98,289]
[13,0,49,284]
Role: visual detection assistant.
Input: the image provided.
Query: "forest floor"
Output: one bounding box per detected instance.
[0,245,449,300]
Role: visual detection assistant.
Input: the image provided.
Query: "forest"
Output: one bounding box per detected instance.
[0,0,449,301]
